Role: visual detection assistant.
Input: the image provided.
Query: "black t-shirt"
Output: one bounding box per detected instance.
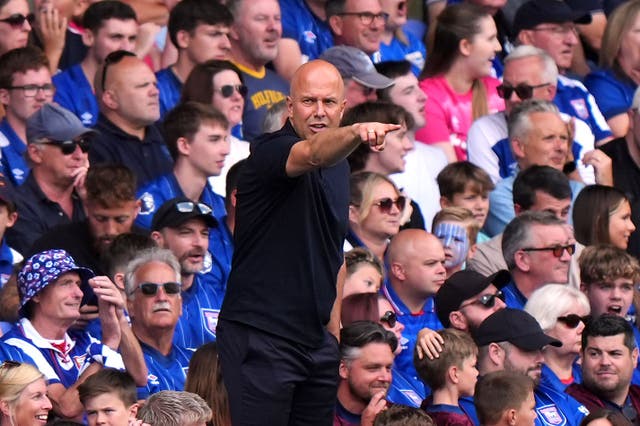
[220,121,350,347]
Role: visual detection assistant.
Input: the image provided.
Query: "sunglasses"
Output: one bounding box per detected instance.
[556,314,589,328]
[0,13,34,27]
[131,282,181,296]
[373,196,406,214]
[214,84,248,98]
[522,244,576,258]
[100,50,137,91]
[175,201,212,215]
[38,135,91,155]
[496,82,550,100]
[460,290,505,309]
[380,310,397,327]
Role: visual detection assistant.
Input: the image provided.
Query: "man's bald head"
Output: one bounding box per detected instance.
[287,60,347,139]
[388,229,439,263]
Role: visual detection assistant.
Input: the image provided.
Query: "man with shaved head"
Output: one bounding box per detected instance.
[218,59,400,425]
[383,229,447,391]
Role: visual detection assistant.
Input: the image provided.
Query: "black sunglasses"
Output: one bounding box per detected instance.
[522,244,576,258]
[38,135,91,155]
[215,84,248,98]
[131,282,182,296]
[373,196,406,214]
[557,314,589,328]
[460,290,505,309]
[0,13,34,27]
[100,50,137,91]
[380,310,397,328]
[496,82,550,100]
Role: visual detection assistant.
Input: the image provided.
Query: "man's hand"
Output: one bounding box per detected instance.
[91,276,125,348]
[360,391,388,426]
[72,304,99,330]
[354,123,402,152]
[415,327,445,360]
[582,149,613,186]
[72,158,90,202]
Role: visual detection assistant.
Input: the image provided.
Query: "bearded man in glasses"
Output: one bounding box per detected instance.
[124,247,193,398]
[467,45,610,190]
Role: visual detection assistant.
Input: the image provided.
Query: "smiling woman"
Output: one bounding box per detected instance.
[0,362,52,426]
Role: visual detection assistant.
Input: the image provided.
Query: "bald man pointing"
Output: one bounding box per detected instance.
[218,60,399,425]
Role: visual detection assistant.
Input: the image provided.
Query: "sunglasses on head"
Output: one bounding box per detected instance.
[100,50,137,91]
[131,282,181,296]
[175,201,212,215]
[215,84,248,98]
[373,196,406,214]
[496,82,550,100]
[460,290,505,309]
[557,314,589,328]
[38,135,91,155]
[522,244,576,258]
[0,13,34,27]
[380,310,397,327]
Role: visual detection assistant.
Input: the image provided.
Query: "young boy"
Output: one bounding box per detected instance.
[474,371,536,426]
[78,368,139,426]
[437,161,494,243]
[432,207,478,277]
[414,328,478,426]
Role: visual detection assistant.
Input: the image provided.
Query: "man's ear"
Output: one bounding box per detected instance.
[150,230,164,246]
[339,360,349,379]
[449,310,469,331]
[175,29,191,49]
[328,15,343,36]
[440,196,452,209]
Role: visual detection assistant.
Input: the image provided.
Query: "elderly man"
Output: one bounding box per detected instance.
[218,58,399,425]
[327,0,385,58]
[91,51,173,186]
[226,0,289,141]
[125,248,193,397]
[2,249,146,421]
[475,308,589,426]
[6,103,92,254]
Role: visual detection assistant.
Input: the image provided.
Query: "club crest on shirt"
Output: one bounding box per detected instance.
[570,99,589,120]
[536,404,566,426]
[139,193,155,215]
[202,309,219,337]
[72,354,87,370]
[303,31,316,44]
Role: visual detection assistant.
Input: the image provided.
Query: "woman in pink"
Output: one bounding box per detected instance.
[417,3,504,162]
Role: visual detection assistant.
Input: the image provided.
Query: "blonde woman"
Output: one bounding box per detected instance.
[0,362,51,426]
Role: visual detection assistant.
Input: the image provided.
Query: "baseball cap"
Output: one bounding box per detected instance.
[18,249,95,316]
[513,0,591,36]
[151,197,218,231]
[435,269,511,327]
[473,308,562,351]
[320,46,394,89]
[26,103,95,143]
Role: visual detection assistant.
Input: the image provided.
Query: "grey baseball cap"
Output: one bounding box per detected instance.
[26,103,95,143]
[320,45,394,89]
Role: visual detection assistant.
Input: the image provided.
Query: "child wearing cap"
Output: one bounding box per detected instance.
[414,328,478,426]
[437,161,494,244]
[432,207,478,278]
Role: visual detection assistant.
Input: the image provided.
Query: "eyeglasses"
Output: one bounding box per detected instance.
[37,135,91,155]
[130,282,182,296]
[7,83,55,98]
[556,314,589,328]
[175,201,212,215]
[373,196,406,214]
[531,24,578,36]
[338,11,389,25]
[459,290,505,309]
[496,83,550,100]
[214,84,248,98]
[521,244,576,258]
[380,310,397,327]
[0,13,34,27]
[100,50,136,91]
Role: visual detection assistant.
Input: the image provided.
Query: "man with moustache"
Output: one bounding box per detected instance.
[475,308,589,426]
[335,321,398,426]
[150,197,222,349]
[218,59,399,425]
[566,315,640,423]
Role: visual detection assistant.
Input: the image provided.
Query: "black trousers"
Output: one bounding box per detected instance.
[217,319,340,426]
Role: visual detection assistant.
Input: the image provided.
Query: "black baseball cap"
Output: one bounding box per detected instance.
[435,269,511,327]
[151,197,218,231]
[513,0,591,36]
[473,308,562,351]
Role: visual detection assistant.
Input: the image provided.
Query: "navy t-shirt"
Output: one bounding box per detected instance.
[219,120,349,347]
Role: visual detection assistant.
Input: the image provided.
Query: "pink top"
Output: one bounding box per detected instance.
[416,75,504,161]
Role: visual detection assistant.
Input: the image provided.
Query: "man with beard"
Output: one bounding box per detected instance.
[474,308,589,426]
[150,197,221,349]
[335,321,397,426]
[566,315,640,424]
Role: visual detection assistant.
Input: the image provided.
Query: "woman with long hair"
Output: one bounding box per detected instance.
[0,361,51,426]
[416,3,504,162]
